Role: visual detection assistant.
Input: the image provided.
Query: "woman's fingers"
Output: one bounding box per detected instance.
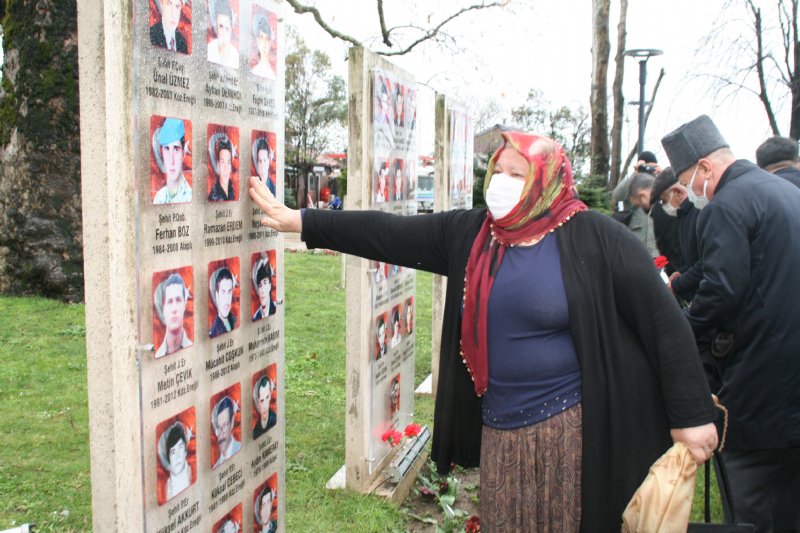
[248,176,302,233]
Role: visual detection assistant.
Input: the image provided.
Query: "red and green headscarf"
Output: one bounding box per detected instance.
[461,131,587,395]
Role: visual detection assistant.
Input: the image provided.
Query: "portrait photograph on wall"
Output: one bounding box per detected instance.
[150,115,193,205]
[210,383,242,469]
[251,363,277,441]
[391,159,404,201]
[208,257,241,338]
[152,266,194,358]
[404,296,414,335]
[212,503,243,533]
[250,250,277,322]
[389,374,400,418]
[249,5,278,80]
[389,304,403,349]
[372,159,389,205]
[252,473,278,533]
[149,0,192,54]
[372,73,394,151]
[156,406,197,505]
[207,124,240,202]
[250,130,277,196]
[374,311,389,361]
[206,0,240,68]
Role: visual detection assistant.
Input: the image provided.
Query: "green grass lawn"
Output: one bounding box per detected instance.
[0,252,720,531]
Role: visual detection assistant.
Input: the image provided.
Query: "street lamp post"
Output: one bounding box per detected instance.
[624,49,663,157]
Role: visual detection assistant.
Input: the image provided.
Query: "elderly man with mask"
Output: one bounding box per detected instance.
[662,115,800,533]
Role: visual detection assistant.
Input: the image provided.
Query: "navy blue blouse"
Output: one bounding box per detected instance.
[482,233,582,429]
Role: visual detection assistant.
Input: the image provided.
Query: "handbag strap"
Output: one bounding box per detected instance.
[703,395,738,524]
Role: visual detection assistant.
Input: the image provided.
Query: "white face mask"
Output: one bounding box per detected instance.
[485,172,525,220]
[686,166,709,210]
[661,201,678,217]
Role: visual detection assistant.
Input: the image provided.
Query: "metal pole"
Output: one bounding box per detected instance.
[638,59,647,156]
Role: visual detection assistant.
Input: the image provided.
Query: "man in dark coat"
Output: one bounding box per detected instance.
[150,0,189,54]
[755,135,800,189]
[663,115,800,533]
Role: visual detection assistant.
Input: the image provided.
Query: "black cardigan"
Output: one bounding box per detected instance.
[302,207,716,532]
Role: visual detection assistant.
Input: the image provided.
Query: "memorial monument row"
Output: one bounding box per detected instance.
[79,0,285,530]
[78,0,471,525]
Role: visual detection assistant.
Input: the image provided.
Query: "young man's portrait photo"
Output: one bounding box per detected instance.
[156,406,196,505]
[207,125,240,202]
[150,116,192,205]
[208,258,240,338]
[373,160,389,204]
[253,473,278,533]
[149,0,191,54]
[389,374,401,418]
[212,503,242,533]
[250,6,277,80]
[390,304,402,349]
[210,383,242,469]
[152,267,194,358]
[391,159,404,201]
[251,251,277,321]
[207,0,239,68]
[251,364,277,441]
[375,312,389,360]
[251,130,277,196]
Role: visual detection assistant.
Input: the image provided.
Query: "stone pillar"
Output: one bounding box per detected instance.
[78,0,143,530]
[343,47,423,498]
[79,1,286,530]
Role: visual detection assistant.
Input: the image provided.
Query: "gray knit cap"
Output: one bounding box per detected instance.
[661,115,729,176]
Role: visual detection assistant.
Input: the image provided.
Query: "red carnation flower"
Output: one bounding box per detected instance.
[465,515,481,532]
[404,423,422,438]
[381,428,403,447]
[654,255,669,269]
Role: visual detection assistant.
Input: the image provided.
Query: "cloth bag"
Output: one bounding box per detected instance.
[621,441,698,533]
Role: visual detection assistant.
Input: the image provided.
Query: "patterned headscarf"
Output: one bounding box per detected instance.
[461,131,587,395]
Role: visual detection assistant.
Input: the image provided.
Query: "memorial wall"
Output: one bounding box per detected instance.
[366,68,418,472]
[132,0,285,530]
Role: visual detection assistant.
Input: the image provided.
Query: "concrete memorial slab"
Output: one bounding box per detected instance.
[339,47,425,500]
[78,0,285,530]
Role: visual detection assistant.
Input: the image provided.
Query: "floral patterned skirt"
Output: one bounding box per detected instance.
[479,403,582,533]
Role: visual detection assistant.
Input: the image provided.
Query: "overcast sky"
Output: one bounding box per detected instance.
[285,0,791,165]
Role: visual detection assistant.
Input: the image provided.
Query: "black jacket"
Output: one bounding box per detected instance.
[689,160,800,449]
[150,22,188,54]
[302,208,715,532]
[651,202,685,274]
[671,198,702,301]
[774,164,800,189]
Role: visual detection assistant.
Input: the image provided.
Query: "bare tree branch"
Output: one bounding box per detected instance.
[284,0,363,48]
[377,0,392,47]
[621,68,665,177]
[380,2,506,56]
[284,0,504,56]
[747,0,782,134]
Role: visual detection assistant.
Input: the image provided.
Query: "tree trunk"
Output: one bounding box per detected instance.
[590,0,611,179]
[609,0,628,187]
[0,0,82,301]
[788,0,800,139]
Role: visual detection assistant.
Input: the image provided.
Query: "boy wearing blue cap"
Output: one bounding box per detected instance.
[154,118,192,204]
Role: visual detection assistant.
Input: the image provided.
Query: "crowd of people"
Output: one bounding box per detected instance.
[611,116,800,533]
[248,114,798,532]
